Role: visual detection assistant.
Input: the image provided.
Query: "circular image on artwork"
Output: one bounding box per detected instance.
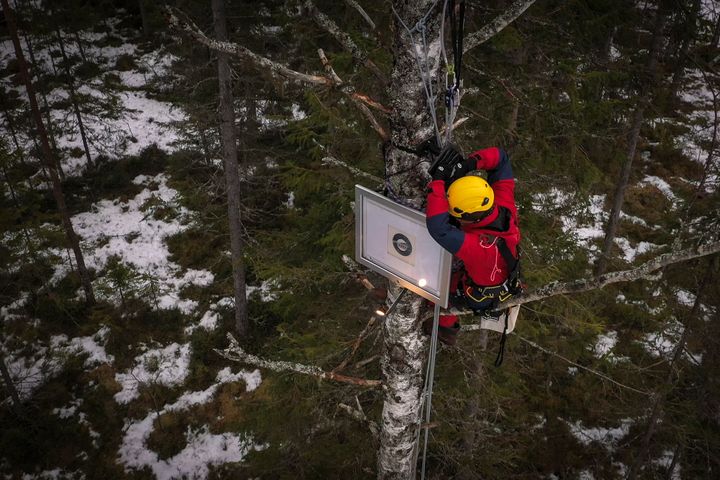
[392,233,413,257]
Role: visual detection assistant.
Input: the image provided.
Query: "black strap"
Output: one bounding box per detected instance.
[494,313,509,367]
[452,0,465,89]
[496,237,518,276]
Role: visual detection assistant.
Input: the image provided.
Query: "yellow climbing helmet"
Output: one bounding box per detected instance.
[447,175,494,221]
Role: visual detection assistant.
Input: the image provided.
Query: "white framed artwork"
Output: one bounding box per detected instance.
[355,185,452,307]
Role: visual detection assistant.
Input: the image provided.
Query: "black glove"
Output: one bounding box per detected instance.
[429,144,468,187]
[418,136,441,156]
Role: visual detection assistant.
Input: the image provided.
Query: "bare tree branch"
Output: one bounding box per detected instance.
[343,0,376,30]
[167,7,329,85]
[216,333,382,387]
[166,7,390,133]
[463,0,537,54]
[339,399,380,437]
[478,240,720,311]
[322,156,383,183]
[305,0,387,83]
[318,48,389,140]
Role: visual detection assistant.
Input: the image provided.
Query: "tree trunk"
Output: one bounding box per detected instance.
[1,0,95,305]
[625,260,712,480]
[73,30,87,62]
[668,0,700,98]
[212,0,249,338]
[595,8,666,276]
[22,25,62,178]
[0,351,24,418]
[378,2,441,478]
[138,0,151,37]
[54,25,94,170]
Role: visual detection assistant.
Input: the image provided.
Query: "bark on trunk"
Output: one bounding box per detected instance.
[1,0,95,304]
[212,0,249,338]
[378,2,441,478]
[595,8,666,276]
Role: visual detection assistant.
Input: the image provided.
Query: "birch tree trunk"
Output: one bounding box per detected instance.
[378,2,441,478]
[595,7,666,276]
[212,0,249,338]
[1,0,95,304]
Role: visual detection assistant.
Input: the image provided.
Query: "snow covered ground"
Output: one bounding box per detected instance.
[0,17,273,480]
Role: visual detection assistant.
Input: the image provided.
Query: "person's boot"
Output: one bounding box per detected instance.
[422,315,460,346]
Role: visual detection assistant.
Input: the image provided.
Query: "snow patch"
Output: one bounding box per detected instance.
[118,368,264,479]
[114,342,192,404]
[565,418,633,450]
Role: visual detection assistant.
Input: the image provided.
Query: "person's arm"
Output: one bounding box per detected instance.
[467,147,515,206]
[426,180,464,254]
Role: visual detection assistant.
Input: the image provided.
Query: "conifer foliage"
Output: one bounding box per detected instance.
[0,0,718,479]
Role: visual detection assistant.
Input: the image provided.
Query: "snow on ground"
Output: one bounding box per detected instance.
[675,68,719,191]
[3,325,113,400]
[564,417,633,450]
[641,319,684,359]
[639,175,678,204]
[246,279,281,302]
[653,449,682,480]
[614,238,660,262]
[531,189,606,249]
[114,342,192,405]
[50,325,114,368]
[52,173,214,313]
[589,331,630,363]
[118,367,265,479]
[0,21,184,178]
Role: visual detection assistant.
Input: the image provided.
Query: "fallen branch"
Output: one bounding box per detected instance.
[339,398,380,437]
[217,333,382,387]
[464,0,537,54]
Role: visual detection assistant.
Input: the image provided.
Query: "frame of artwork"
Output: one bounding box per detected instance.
[354,185,452,307]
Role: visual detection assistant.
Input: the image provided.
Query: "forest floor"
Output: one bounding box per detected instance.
[1,6,718,480]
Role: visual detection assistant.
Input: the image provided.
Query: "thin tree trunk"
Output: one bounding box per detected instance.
[626,261,712,480]
[212,0,249,338]
[22,27,62,178]
[669,0,700,98]
[73,30,87,62]
[0,351,24,418]
[138,0,151,37]
[595,8,666,276]
[1,0,95,305]
[53,24,93,170]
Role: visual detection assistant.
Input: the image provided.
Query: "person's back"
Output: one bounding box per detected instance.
[425,145,521,344]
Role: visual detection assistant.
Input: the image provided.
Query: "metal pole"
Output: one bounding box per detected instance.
[420,303,441,479]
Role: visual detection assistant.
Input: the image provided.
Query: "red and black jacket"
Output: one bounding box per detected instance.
[426,147,520,287]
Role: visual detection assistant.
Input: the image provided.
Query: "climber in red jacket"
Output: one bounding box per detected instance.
[426,145,521,345]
